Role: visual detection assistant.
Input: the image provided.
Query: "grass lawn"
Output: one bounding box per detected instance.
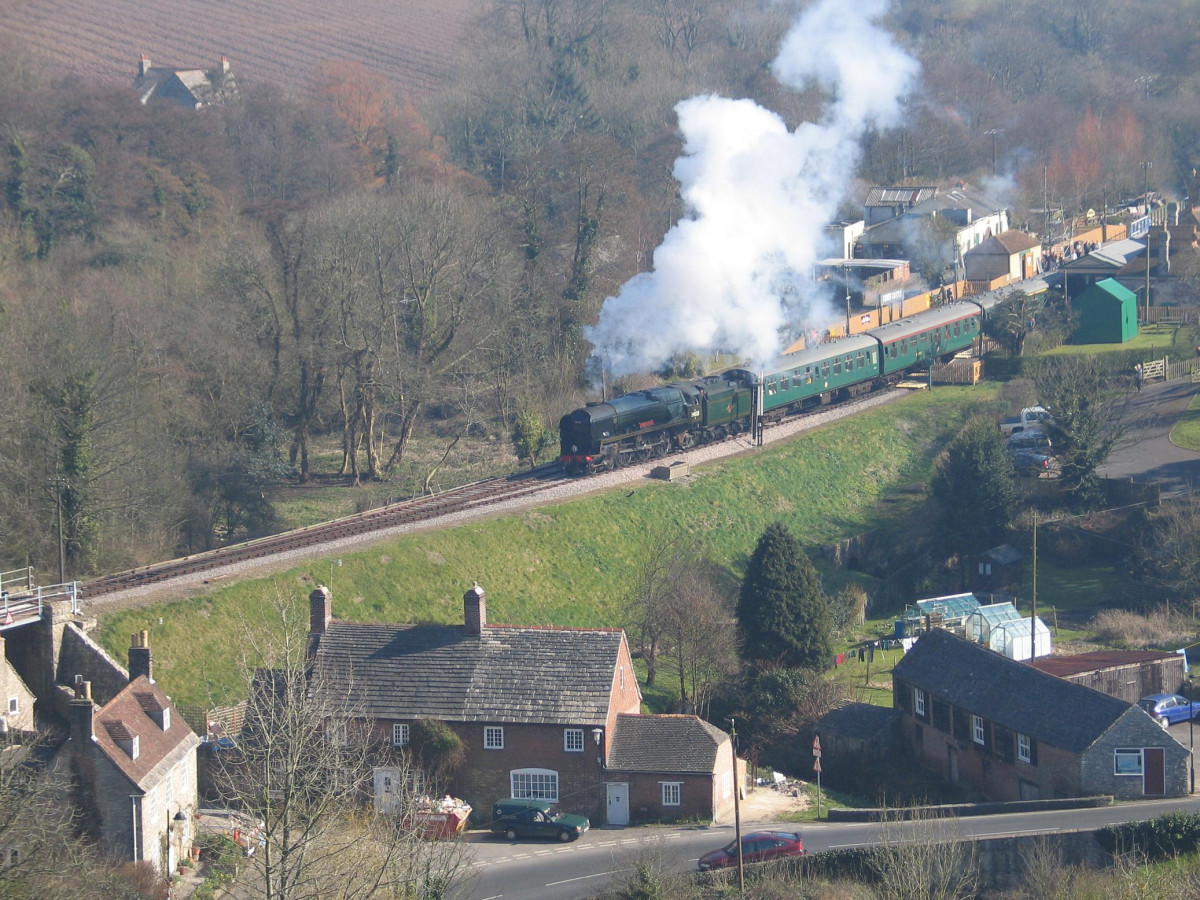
[1171,393,1200,452]
[1043,327,1175,356]
[97,386,1005,708]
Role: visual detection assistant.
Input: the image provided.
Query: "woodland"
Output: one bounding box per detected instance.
[0,0,1197,579]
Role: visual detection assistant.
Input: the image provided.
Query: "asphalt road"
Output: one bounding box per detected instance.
[455,794,1200,900]
[1097,377,1200,494]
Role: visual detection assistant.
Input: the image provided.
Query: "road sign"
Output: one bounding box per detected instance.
[812,736,821,758]
[813,758,822,773]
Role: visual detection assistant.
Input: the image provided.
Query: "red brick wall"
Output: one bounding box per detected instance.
[610,772,716,823]
[603,636,643,755]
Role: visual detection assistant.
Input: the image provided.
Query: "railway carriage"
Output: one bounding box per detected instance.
[872,301,984,377]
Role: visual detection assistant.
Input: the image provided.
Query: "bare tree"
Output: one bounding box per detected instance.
[208,589,471,900]
[869,809,979,900]
[658,559,739,718]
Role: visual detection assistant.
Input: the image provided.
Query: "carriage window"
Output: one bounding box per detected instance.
[953,323,960,336]
[766,379,776,396]
[821,363,830,378]
[833,360,842,375]
[857,351,864,366]
[804,367,813,384]
[780,376,790,390]
[900,339,908,353]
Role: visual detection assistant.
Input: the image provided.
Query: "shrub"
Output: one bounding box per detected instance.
[1097,812,1200,861]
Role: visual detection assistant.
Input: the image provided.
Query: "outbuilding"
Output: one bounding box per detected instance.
[1070,277,1138,344]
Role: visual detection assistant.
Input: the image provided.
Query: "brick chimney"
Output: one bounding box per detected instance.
[221,55,231,74]
[464,583,486,635]
[128,630,153,683]
[70,681,95,748]
[139,54,151,77]
[310,586,332,635]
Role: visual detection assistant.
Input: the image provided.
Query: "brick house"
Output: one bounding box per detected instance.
[963,231,1041,284]
[307,585,643,823]
[56,632,200,872]
[892,629,1189,801]
[603,714,736,825]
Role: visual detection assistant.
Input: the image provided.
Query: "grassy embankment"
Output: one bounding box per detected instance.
[97,387,1010,709]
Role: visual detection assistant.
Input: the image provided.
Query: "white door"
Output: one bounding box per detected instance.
[606,782,629,826]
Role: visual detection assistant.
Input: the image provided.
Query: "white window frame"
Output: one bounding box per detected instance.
[511,768,558,801]
[484,726,504,750]
[914,688,926,718]
[393,723,410,747]
[971,715,985,745]
[661,782,682,807]
[564,728,584,752]
[1017,733,1031,763]
[1114,748,1144,776]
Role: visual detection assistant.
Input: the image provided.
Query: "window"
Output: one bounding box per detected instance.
[661,782,682,806]
[393,723,410,747]
[484,726,504,750]
[8,697,18,715]
[972,715,985,745]
[914,688,926,718]
[833,360,842,375]
[1114,749,1143,775]
[564,728,584,752]
[1017,733,1031,763]
[511,768,558,801]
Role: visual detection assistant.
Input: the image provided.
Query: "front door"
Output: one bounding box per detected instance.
[606,782,629,826]
[1144,748,1165,796]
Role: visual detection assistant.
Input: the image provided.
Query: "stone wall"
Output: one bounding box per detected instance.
[55,624,128,711]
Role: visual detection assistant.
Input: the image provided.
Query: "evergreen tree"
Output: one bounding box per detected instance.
[931,416,1018,562]
[736,522,832,670]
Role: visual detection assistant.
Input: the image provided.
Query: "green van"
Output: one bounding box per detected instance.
[490,798,590,842]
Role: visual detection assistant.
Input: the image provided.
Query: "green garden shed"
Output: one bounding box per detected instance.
[1070,277,1137,344]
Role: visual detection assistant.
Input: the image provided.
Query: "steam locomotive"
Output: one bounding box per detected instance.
[560,293,1008,474]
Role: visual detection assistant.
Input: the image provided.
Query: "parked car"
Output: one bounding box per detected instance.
[1006,429,1052,454]
[490,798,590,842]
[697,831,804,871]
[1010,448,1053,475]
[1138,694,1200,727]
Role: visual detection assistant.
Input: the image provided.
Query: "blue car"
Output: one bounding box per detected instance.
[1138,694,1200,727]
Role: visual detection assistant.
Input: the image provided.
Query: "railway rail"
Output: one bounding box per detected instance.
[79,465,570,599]
[77,385,900,602]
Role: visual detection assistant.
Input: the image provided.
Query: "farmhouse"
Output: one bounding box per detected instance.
[133,55,239,108]
[893,629,1188,801]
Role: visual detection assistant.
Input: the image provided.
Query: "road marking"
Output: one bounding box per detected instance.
[546,867,633,887]
[477,895,503,900]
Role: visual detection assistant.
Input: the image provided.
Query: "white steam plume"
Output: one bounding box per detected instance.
[585,0,918,376]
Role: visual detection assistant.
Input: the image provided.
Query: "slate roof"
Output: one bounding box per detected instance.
[134,58,238,108]
[92,675,201,791]
[606,714,728,774]
[309,622,630,725]
[892,629,1131,752]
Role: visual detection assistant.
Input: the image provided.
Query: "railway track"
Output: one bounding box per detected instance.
[79,465,570,599]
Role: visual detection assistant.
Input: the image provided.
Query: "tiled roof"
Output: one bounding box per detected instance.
[606,714,728,774]
[309,622,630,725]
[1029,650,1179,679]
[970,232,1040,255]
[892,629,1131,752]
[92,676,201,790]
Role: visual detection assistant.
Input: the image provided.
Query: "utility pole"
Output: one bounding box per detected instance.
[1031,510,1037,661]
[728,718,744,896]
[56,478,66,584]
[1143,160,1153,323]
[985,129,1001,177]
[843,264,852,336]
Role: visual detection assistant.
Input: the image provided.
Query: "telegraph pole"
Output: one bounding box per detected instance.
[1031,510,1037,661]
[728,718,744,896]
[1143,161,1153,322]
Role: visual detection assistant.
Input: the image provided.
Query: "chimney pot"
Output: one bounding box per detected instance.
[139,54,151,77]
[70,682,94,747]
[464,582,486,635]
[310,586,332,635]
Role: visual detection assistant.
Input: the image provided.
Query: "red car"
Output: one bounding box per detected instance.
[697,831,805,870]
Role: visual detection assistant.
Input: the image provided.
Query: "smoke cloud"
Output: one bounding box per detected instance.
[585,0,918,376]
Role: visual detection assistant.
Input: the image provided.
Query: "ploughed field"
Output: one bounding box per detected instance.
[7,0,478,95]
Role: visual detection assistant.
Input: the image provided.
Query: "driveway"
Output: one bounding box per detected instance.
[1097,377,1200,494]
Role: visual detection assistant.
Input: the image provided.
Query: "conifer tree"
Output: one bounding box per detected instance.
[736,522,832,670]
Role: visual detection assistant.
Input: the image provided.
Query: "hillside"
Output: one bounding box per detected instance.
[96,387,1005,708]
[7,0,481,96]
